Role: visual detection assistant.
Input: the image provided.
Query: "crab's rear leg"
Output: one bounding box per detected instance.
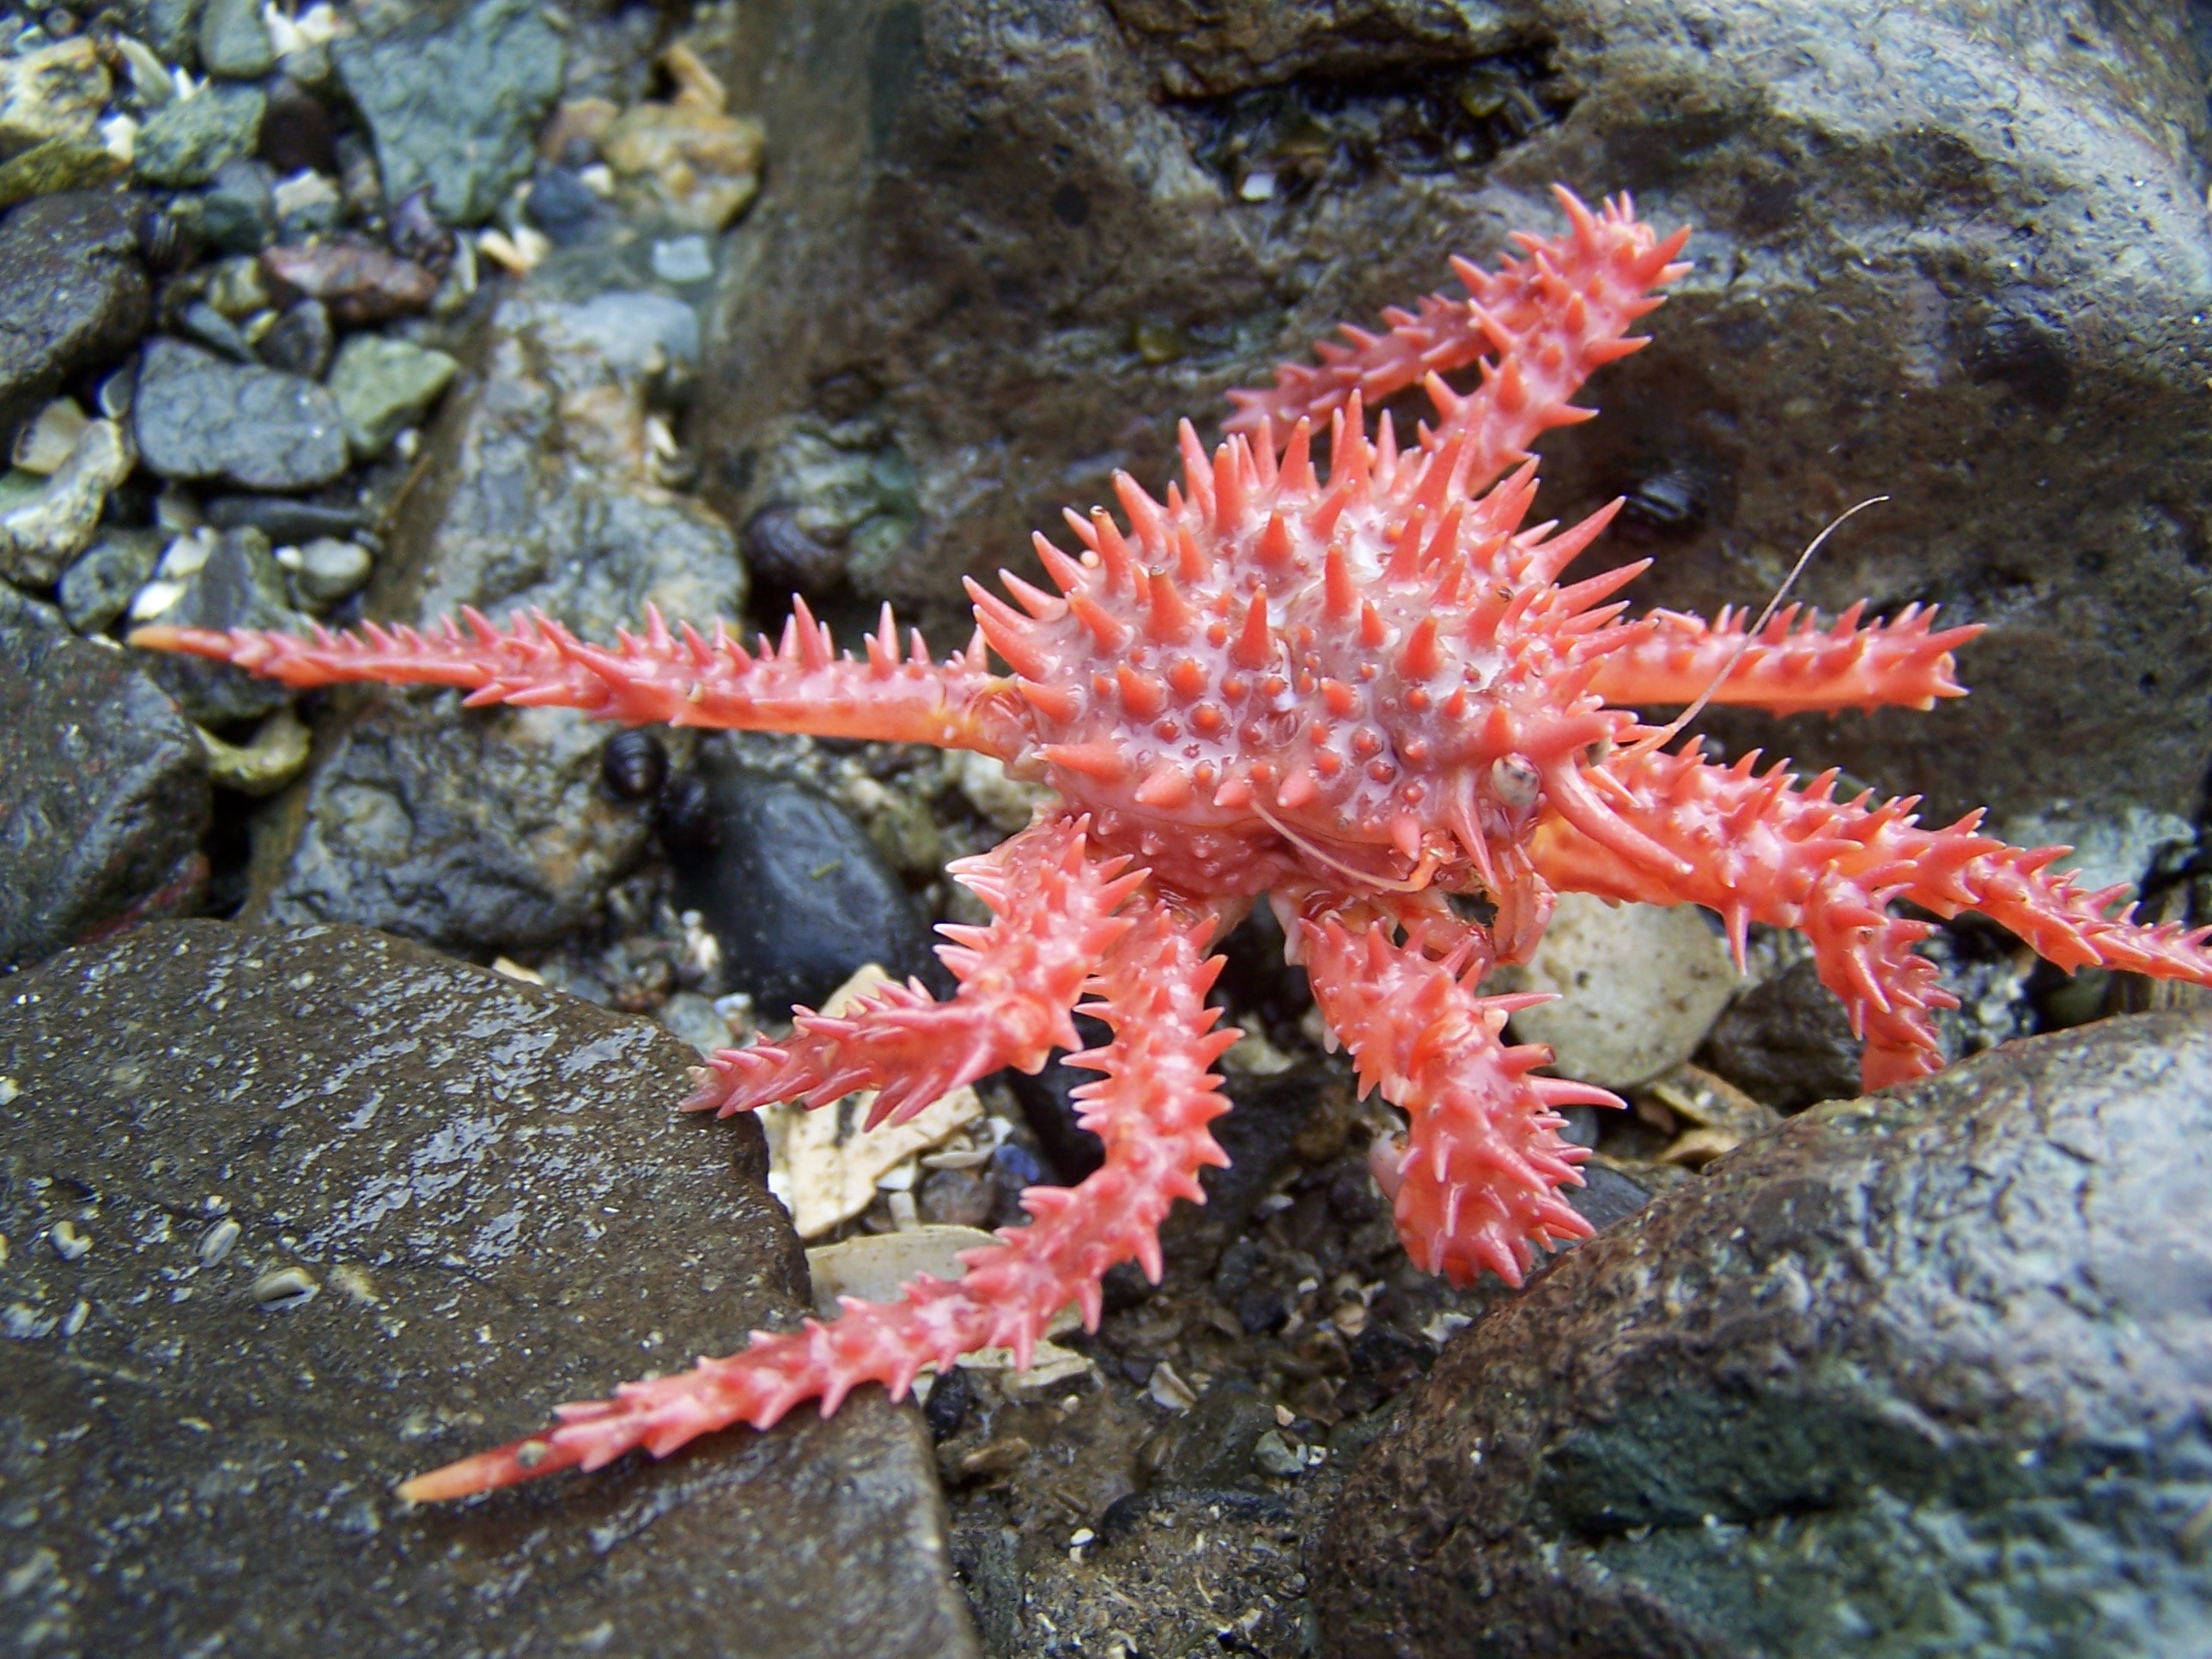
[687,813,1142,1128]
[1284,886,1616,1290]
[1531,744,2212,1090]
[131,599,1025,756]
[1224,187,1690,493]
[398,888,1238,1503]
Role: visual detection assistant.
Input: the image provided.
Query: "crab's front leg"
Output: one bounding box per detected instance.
[1282,886,1616,1290]
[132,598,1029,756]
[1588,603,1984,714]
[398,884,1238,1503]
[687,812,1141,1128]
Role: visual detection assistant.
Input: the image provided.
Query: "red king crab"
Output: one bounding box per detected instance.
[136,189,2212,1502]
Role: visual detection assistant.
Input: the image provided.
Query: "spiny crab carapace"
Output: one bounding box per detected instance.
[136,188,2212,1503]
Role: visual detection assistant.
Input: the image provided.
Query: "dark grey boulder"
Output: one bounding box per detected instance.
[0,921,980,1659]
[1316,1010,2212,1658]
[133,337,349,492]
[693,0,2212,870]
[672,757,931,1019]
[249,291,744,954]
[0,589,208,972]
[1703,955,1870,1113]
[0,191,149,447]
[334,0,566,227]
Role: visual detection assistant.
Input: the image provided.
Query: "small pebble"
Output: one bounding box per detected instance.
[256,298,334,380]
[198,1217,242,1265]
[286,536,372,606]
[49,1220,89,1261]
[11,397,89,474]
[251,1266,318,1308]
[61,1300,88,1337]
[1147,1360,1197,1413]
[651,234,713,285]
[525,167,603,245]
[178,301,258,362]
[1253,1429,1304,1477]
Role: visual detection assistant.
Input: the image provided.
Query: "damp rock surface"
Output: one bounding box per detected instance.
[132,337,349,492]
[1316,1009,2212,1658]
[334,0,566,226]
[0,591,209,972]
[0,921,979,1659]
[0,191,149,445]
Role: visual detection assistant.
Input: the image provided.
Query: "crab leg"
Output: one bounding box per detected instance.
[1588,604,1984,714]
[398,886,1237,1503]
[685,814,1142,1128]
[1530,743,2212,1089]
[131,599,1023,755]
[1225,187,1690,491]
[1284,887,1614,1290]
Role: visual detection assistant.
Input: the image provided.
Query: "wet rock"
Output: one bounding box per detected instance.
[197,0,275,80]
[0,921,981,1659]
[280,534,370,608]
[325,332,457,459]
[175,299,256,362]
[132,336,349,490]
[57,526,163,632]
[195,703,311,794]
[1142,1381,1279,1492]
[1502,892,1742,1090]
[202,250,272,317]
[694,0,2212,850]
[249,289,744,954]
[258,76,337,175]
[0,191,150,445]
[658,988,732,1055]
[253,295,332,379]
[0,132,126,209]
[651,232,714,286]
[0,417,131,588]
[14,394,92,473]
[1703,954,1867,1112]
[0,589,208,970]
[672,757,929,1018]
[334,0,566,227]
[524,164,605,246]
[127,0,207,67]
[0,37,109,155]
[202,491,362,542]
[133,83,264,187]
[1317,1010,2212,1658]
[132,526,305,724]
[260,237,439,325]
[602,99,763,233]
[198,155,276,252]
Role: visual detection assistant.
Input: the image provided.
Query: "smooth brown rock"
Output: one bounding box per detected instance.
[0,921,979,1659]
[1316,1010,2212,1658]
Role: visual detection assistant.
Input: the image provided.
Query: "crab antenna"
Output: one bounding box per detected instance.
[1620,495,1891,763]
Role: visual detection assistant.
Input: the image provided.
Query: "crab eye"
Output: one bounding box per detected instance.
[1491,754,1540,813]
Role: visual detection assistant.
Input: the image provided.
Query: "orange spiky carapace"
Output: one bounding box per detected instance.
[134,188,2212,1503]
